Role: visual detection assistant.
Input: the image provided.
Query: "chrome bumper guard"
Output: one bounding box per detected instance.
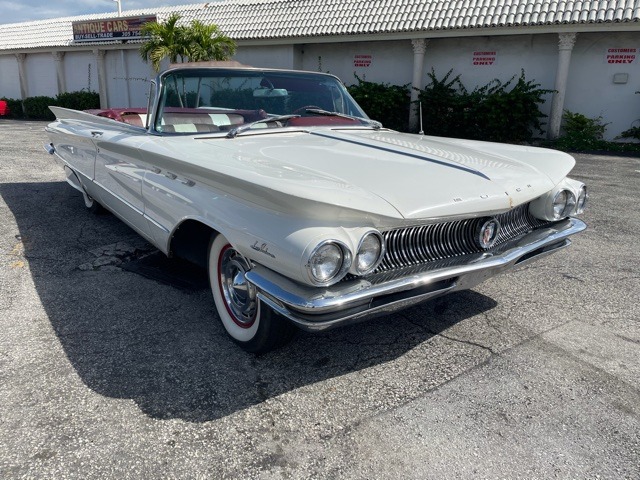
[245,218,587,332]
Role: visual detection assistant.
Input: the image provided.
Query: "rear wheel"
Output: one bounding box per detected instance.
[208,234,295,353]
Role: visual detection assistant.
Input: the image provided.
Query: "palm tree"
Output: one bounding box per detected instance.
[140,14,236,72]
[139,14,188,72]
[185,20,236,62]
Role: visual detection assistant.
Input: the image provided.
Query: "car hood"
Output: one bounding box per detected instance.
[147,127,575,222]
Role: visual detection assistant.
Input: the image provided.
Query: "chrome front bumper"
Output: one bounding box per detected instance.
[245,218,587,332]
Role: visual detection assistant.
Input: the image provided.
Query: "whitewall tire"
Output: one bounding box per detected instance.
[208,234,294,353]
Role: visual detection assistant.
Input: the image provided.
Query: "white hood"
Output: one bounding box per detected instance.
[145,127,576,221]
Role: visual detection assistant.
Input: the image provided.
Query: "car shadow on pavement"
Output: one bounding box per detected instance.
[2,180,498,422]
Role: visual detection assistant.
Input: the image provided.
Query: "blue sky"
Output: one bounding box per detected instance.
[1,0,195,24]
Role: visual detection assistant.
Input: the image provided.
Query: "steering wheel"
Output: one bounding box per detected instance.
[292,105,323,115]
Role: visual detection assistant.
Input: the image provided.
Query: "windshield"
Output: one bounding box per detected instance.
[154,69,370,135]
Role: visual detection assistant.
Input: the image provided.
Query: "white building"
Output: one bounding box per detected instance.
[1,0,640,139]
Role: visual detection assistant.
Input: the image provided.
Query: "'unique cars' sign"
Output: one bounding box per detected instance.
[72,15,157,42]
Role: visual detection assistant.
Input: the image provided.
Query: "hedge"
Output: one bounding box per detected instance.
[1,90,100,120]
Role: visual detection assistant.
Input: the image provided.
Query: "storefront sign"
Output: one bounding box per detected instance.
[472,51,496,66]
[72,15,157,42]
[354,54,372,68]
[606,48,636,64]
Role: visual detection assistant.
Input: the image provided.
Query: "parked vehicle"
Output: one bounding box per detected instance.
[0,100,10,116]
[45,63,587,352]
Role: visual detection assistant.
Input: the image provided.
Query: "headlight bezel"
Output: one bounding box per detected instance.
[305,239,352,286]
[552,189,577,220]
[354,230,385,276]
[529,178,587,222]
[576,186,588,214]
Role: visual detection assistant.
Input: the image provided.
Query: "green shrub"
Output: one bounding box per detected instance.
[56,90,100,111]
[616,125,640,141]
[4,90,99,120]
[542,110,640,153]
[473,72,554,143]
[417,69,553,142]
[347,74,410,132]
[554,111,610,151]
[616,90,640,141]
[0,97,25,118]
[414,69,469,137]
[23,96,56,120]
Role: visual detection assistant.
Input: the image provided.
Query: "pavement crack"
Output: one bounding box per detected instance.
[400,313,497,355]
[562,273,586,283]
[436,332,496,354]
[480,309,507,337]
[75,222,91,249]
[614,333,640,346]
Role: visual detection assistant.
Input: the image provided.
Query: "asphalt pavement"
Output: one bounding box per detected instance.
[0,119,638,479]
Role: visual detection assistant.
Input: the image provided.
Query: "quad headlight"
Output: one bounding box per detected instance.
[576,186,588,214]
[354,231,385,275]
[306,240,351,286]
[552,189,577,220]
[305,230,386,285]
[529,179,586,222]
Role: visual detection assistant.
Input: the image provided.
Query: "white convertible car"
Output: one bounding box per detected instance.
[46,63,587,352]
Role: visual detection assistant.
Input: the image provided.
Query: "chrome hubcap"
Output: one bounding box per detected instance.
[219,247,257,327]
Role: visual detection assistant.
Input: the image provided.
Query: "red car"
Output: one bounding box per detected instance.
[0,100,11,116]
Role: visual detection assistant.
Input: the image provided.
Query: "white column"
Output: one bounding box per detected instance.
[15,53,28,100]
[120,50,131,107]
[409,39,429,132]
[94,49,108,108]
[548,33,577,139]
[52,51,66,94]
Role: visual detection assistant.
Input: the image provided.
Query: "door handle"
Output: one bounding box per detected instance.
[91,131,103,137]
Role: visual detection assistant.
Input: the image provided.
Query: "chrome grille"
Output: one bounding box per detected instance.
[375,203,548,273]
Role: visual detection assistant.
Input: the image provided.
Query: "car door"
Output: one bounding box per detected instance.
[93,129,153,240]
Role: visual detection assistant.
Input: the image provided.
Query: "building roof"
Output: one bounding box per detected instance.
[2,0,640,52]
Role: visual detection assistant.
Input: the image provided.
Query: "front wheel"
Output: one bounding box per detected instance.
[208,234,295,353]
[82,190,103,214]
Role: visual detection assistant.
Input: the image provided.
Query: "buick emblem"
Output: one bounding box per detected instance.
[477,218,501,249]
